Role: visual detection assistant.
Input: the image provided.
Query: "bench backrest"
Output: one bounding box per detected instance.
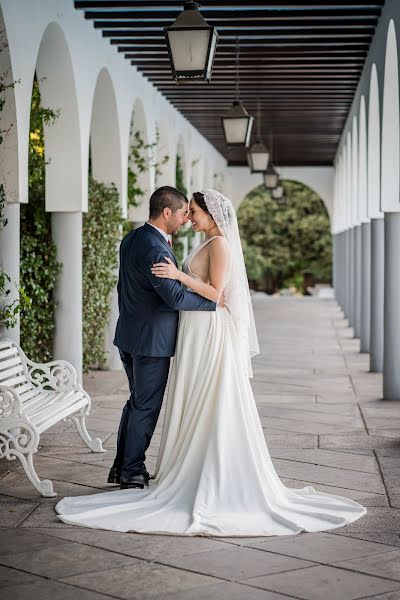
[0,339,36,403]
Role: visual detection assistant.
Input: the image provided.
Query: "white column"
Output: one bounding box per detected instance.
[0,202,20,343]
[354,224,362,338]
[360,221,371,353]
[52,212,82,381]
[370,218,384,373]
[383,212,400,399]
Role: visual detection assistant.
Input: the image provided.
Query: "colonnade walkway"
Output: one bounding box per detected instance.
[1,295,400,599]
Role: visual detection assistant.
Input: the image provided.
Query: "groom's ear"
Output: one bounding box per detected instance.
[163,207,172,219]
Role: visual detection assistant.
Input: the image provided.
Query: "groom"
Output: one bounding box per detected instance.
[110,186,219,489]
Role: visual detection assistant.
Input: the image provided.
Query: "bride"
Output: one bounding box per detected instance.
[56,189,366,536]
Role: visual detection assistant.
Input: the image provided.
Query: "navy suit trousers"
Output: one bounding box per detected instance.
[114,350,171,478]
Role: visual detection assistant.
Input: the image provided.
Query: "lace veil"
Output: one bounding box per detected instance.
[202,189,259,377]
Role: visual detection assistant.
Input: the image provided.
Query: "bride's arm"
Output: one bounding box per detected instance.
[151,237,228,302]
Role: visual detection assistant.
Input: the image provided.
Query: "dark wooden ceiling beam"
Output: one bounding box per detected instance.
[83,9,381,19]
[92,18,377,28]
[75,1,384,8]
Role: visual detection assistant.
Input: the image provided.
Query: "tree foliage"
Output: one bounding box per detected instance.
[237,181,332,294]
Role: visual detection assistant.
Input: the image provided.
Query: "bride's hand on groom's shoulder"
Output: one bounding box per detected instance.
[151,257,182,281]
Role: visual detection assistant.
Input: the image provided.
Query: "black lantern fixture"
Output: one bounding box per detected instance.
[165,2,218,83]
[247,99,270,173]
[263,132,279,188]
[264,164,279,189]
[221,38,254,147]
[272,182,284,200]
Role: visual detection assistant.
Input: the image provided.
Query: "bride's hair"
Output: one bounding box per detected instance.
[192,192,211,217]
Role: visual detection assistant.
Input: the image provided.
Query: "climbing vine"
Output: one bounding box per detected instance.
[83,176,123,371]
[20,78,61,362]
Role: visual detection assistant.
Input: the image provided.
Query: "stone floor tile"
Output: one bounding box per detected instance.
[0,540,140,579]
[273,459,383,493]
[280,477,385,503]
[159,581,290,600]
[262,432,318,449]
[333,549,400,581]
[0,564,39,588]
[158,545,316,580]
[268,448,378,473]
[261,415,363,436]
[61,562,219,600]
[34,527,229,560]
[0,493,38,527]
[358,593,400,600]
[0,527,68,555]
[0,471,111,503]
[83,370,126,397]
[243,565,400,600]
[243,531,397,563]
[3,580,113,600]
[18,501,83,528]
[38,430,111,448]
[319,431,400,449]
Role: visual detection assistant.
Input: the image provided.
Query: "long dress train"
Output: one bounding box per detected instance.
[56,237,366,536]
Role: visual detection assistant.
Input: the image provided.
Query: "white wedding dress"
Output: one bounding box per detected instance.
[56,236,367,536]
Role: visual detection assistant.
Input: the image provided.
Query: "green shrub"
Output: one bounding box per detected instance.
[20,79,61,361]
[83,176,122,371]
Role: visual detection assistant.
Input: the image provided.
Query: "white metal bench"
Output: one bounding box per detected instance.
[0,338,105,497]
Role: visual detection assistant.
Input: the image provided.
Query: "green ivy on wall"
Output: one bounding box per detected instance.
[20,79,61,361]
[83,176,123,371]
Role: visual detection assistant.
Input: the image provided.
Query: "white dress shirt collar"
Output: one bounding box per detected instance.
[146,221,169,243]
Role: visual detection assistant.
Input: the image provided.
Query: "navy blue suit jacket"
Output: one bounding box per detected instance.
[113,223,217,356]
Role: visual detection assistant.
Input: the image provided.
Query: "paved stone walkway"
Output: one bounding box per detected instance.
[1,295,400,600]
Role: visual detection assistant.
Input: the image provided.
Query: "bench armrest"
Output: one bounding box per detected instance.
[25,358,78,391]
[0,384,22,418]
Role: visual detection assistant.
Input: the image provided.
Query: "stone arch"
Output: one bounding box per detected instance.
[381,19,400,212]
[368,64,382,219]
[35,21,82,211]
[90,66,123,211]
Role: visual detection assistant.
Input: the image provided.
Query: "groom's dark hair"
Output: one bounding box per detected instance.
[149,186,188,218]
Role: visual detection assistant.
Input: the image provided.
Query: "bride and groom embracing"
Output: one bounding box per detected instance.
[56,186,366,536]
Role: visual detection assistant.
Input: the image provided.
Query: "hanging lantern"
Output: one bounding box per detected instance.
[222,101,254,147]
[221,38,254,147]
[247,98,270,173]
[165,2,218,83]
[272,183,284,200]
[248,140,270,173]
[263,163,279,189]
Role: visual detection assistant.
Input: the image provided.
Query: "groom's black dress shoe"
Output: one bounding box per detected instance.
[120,472,150,490]
[107,466,121,485]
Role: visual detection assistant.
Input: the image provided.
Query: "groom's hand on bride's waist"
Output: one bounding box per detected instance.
[218,291,226,308]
